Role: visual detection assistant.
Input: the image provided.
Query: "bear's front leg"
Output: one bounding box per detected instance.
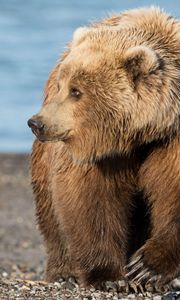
[31,141,75,282]
[52,159,132,287]
[45,237,77,282]
[126,140,180,287]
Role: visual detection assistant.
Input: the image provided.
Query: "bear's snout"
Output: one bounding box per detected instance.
[28,117,45,139]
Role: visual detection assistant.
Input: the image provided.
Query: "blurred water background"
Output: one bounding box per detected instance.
[0,0,180,152]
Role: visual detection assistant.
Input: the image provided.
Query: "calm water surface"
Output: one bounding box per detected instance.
[0,0,180,152]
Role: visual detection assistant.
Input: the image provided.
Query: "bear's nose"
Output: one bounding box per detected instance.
[27,118,44,133]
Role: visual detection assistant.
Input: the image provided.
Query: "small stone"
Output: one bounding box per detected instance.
[153,296,162,300]
[162,291,179,300]
[93,292,102,297]
[135,296,143,300]
[118,293,123,298]
[66,280,76,290]
[105,281,118,291]
[20,285,30,291]
[54,282,61,288]
[90,287,96,292]
[2,272,8,277]
[172,278,180,290]
[118,280,126,287]
[30,290,36,295]
[127,294,136,299]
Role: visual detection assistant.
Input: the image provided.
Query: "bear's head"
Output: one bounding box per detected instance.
[28,26,179,162]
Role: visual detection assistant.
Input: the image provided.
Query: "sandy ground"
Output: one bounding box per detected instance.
[0,153,179,300]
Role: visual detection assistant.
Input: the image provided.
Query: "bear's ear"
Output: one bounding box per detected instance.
[123,46,161,81]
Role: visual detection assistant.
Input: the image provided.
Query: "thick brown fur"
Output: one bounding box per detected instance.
[30,7,180,287]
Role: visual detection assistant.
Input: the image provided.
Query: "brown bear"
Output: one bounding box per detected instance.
[28,7,180,288]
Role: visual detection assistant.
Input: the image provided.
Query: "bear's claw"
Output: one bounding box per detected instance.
[124,255,142,270]
[125,254,161,287]
[125,261,143,277]
[132,268,150,284]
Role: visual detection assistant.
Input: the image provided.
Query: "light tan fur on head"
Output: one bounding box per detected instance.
[72,26,91,46]
[30,7,180,163]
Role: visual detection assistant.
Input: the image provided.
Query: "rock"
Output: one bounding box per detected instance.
[153,296,162,300]
[2,272,8,278]
[163,291,180,300]
[171,279,180,291]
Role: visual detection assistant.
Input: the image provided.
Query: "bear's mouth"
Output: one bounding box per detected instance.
[34,129,71,143]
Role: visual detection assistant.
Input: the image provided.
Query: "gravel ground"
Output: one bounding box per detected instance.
[0,153,179,300]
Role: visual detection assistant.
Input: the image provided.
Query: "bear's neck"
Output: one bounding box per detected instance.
[96,135,179,177]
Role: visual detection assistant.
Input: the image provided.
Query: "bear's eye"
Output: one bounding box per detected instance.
[70,88,81,99]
